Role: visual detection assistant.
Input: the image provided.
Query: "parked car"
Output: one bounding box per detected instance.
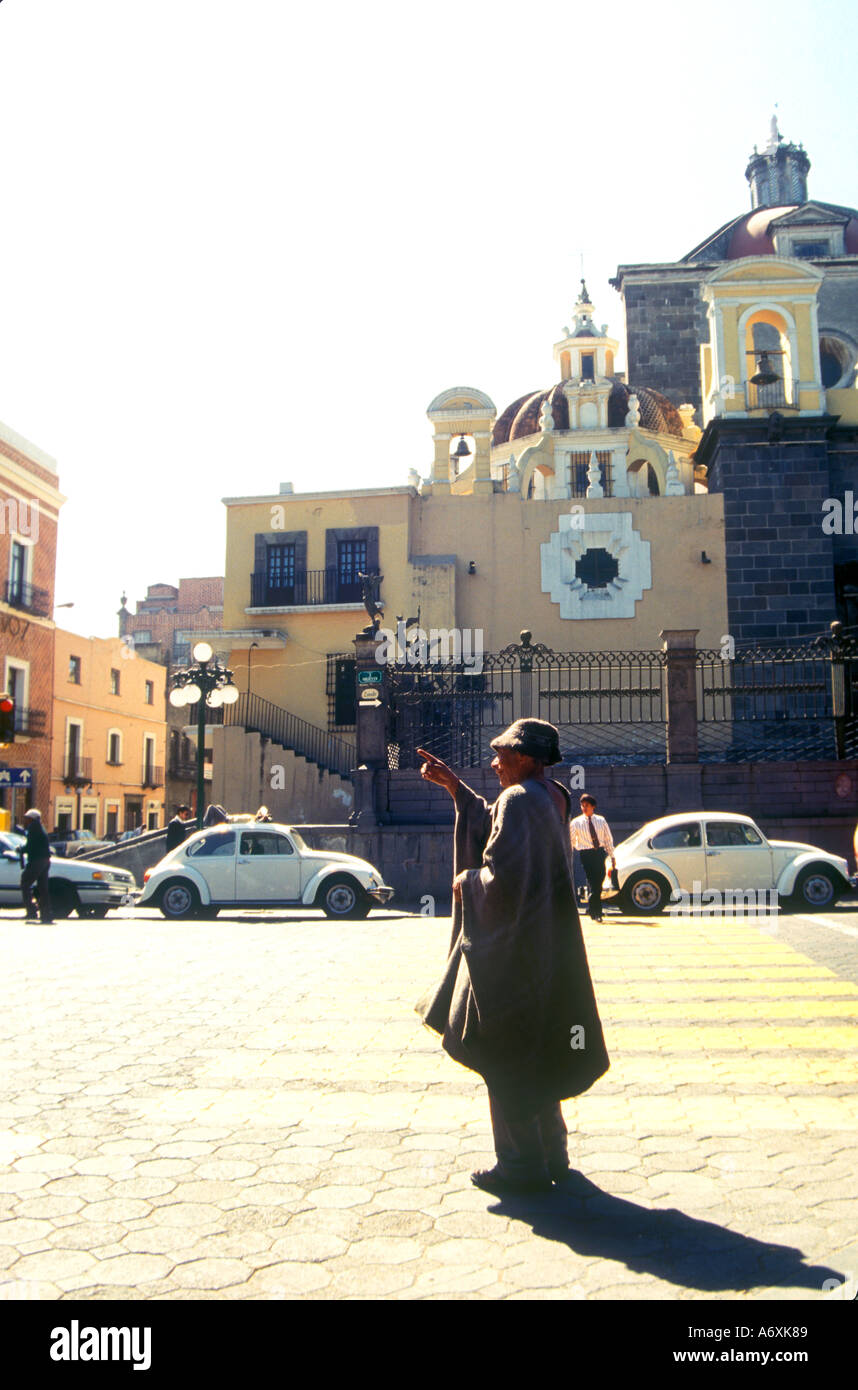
[602,812,851,914]
[0,832,136,918]
[49,828,113,858]
[138,822,394,920]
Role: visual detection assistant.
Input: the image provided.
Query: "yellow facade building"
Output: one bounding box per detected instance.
[210,284,741,820]
[220,285,725,741]
[51,630,167,836]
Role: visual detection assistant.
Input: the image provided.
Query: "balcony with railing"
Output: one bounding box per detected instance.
[63,755,92,786]
[168,757,198,780]
[4,581,51,617]
[141,765,164,788]
[250,569,366,609]
[13,708,47,738]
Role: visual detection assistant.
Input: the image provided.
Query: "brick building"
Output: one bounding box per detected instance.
[0,418,64,825]
[119,578,224,816]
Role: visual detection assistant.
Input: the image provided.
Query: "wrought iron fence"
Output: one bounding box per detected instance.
[386,632,667,769]
[696,630,858,762]
[385,627,858,770]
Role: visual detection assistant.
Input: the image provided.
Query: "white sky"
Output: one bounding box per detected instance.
[0,0,856,638]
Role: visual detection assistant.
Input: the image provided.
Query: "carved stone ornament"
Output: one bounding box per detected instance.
[586,450,604,499]
[541,511,652,620]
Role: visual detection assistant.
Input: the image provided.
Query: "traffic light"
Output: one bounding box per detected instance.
[0,693,14,747]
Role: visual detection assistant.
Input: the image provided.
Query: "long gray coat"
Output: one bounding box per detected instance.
[416,778,609,1120]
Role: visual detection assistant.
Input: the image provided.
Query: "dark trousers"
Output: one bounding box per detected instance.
[488,1090,569,1182]
[579,847,607,920]
[21,859,53,922]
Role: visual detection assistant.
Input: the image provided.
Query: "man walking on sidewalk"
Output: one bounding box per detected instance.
[569,794,615,923]
[415,721,609,1196]
[20,808,54,924]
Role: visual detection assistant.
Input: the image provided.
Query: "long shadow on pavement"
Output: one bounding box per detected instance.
[485,1173,844,1295]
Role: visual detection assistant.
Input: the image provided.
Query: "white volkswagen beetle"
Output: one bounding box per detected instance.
[138,823,394,920]
[601,812,850,914]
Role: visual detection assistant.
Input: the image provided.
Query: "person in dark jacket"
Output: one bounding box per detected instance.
[165,805,193,852]
[416,719,609,1196]
[21,808,54,924]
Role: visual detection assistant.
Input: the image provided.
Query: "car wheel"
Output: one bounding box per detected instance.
[620,872,670,915]
[790,865,840,912]
[159,880,200,920]
[317,874,371,919]
[49,883,78,919]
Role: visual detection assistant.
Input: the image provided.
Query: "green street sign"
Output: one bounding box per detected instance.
[357,670,383,685]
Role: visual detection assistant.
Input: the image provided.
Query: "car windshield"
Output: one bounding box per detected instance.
[287,830,307,852]
[1,832,25,850]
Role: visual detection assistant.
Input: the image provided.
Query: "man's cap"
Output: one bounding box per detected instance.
[490,718,562,765]
[24,808,41,819]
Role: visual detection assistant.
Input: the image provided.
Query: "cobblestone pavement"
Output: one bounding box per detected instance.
[0,906,856,1301]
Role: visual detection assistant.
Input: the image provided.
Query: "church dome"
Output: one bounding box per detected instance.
[727,205,858,259]
[492,380,684,446]
[682,200,858,263]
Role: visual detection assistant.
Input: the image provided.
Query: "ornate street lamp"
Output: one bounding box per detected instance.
[169,642,239,829]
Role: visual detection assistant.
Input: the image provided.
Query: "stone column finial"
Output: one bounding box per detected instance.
[586,450,604,499]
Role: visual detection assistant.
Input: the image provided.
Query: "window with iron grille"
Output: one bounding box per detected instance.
[569,451,613,497]
[267,543,296,590]
[327,653,357,729]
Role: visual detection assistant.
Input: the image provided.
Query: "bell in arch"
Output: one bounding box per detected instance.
[750,351,780,386]
[452,434,471,459]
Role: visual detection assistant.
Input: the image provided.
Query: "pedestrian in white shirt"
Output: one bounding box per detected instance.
[569,794,615,923]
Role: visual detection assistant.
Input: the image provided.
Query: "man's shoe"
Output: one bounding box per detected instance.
[470,1166,553,1196]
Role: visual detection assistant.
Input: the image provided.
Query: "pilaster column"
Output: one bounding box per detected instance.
[611,446,629,497]
[660,628,699,764]
[551,447,572,500]
[472,429,494,494]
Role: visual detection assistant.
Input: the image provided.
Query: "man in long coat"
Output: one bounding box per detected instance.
[416,719,609,1195]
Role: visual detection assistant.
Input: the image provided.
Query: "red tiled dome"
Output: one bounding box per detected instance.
[492,381,684,445]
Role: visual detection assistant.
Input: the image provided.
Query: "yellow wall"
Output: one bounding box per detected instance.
[51,630,166,835]
[221,486,728,734]
[411,492,727,652]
